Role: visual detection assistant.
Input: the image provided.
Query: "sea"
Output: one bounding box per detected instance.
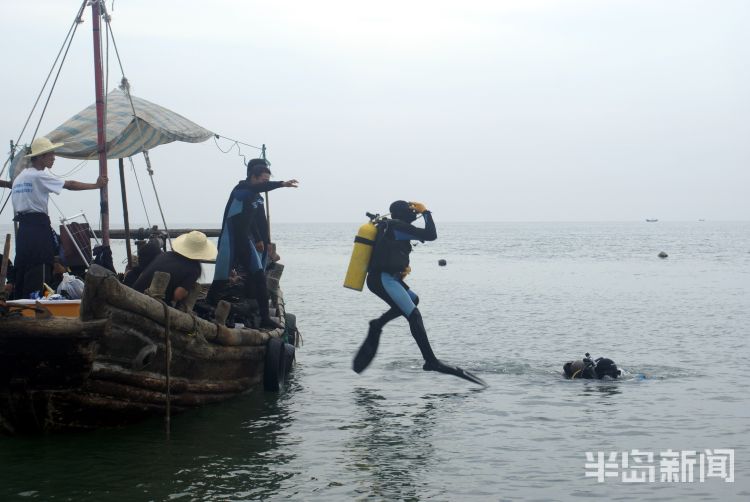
[1,221,748,501]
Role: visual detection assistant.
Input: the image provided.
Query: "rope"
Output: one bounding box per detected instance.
[0,192,11,218]
[49,156,92,178]
[103,8,172,249]
[213,134,264,167]
[30,1,89,144]
[127,156,152,228]
[0,0,87,180]
[143,152,173,250]
[160,300,172,436]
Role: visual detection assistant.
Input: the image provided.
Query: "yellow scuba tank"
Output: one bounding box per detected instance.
[343,220,379,291]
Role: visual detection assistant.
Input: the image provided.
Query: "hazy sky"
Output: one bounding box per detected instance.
[1,0,748,225]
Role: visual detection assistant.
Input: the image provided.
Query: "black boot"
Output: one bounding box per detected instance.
[252,270,281,329]
[206,279,230,306]
[407,308,439,367]
[377,307,401,327]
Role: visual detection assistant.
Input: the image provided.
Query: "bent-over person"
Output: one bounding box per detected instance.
[132,231,217,306]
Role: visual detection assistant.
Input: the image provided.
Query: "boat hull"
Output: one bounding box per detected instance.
[0,265,287,434]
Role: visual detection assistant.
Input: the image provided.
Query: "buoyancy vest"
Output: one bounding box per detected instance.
[369,220,412,274]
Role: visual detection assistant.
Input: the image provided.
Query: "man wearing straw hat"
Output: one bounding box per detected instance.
[133,230,217,306]
[11,136,107,299]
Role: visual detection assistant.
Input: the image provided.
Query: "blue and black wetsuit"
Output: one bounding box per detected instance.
[207,179,283,323]
[353,211,440,372]
[366,211,436,318]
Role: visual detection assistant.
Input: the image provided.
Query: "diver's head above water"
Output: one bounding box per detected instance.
[389,200,418,223]
[563,353,621,379]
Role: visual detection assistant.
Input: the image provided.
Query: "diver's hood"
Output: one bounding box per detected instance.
[389,200,417,223]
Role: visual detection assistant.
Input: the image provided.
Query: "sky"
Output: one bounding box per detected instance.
[0,0,748,225]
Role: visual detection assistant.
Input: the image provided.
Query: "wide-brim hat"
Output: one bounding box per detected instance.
[25,136,64,158]
[172,231,218,261]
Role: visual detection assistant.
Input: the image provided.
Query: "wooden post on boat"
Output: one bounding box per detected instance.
[91,0,110,246]
[118,158,133,268]
[262,144,271,241]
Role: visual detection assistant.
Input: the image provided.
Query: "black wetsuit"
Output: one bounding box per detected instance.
[207,179,283,324]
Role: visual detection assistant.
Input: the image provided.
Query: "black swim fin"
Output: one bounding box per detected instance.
[353,321,382,374]
[423,360,488,387]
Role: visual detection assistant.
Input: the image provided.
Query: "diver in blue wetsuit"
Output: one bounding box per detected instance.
[207,159,298,328]
[354,201,486,386]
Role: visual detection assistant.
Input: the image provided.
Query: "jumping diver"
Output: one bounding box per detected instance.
[207,158,298,329]
[353,200,486,386]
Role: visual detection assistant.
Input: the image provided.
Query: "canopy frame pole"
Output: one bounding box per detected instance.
[262,144,270,242]
[91,0,110,246]
[118,158,133,268]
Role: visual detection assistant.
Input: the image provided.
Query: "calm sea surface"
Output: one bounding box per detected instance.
[1,221,749,501]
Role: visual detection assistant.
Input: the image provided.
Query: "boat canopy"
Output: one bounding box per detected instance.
[46,88,213,160]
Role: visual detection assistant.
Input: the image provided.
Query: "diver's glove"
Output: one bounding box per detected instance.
[409,201,427,214]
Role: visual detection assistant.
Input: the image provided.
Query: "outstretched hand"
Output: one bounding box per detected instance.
[282,179,299,188]
[96,175,109,188]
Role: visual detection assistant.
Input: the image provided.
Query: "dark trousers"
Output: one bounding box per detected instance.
[13,213,56,299]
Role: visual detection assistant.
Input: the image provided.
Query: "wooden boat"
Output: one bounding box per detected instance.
[0,2,297,434]
[0,264,293,434]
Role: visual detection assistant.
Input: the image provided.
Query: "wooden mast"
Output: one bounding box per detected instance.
[91,0,110,246]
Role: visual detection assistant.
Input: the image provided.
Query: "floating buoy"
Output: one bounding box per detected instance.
[438,259,447,266]
[658,251,668,258]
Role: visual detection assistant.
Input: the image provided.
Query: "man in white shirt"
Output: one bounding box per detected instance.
[11,137,107,299]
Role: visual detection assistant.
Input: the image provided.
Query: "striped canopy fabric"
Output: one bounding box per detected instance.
[46,88,213,160]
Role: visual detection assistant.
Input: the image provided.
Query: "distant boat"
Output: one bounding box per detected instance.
[645,219,658,222]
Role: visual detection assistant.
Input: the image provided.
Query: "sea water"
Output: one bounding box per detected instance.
[1,221,748,501]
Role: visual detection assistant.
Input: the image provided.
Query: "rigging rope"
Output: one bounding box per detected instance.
[0,0,87,180]
[0,192,11,217]
[30,1,89,145]
[102,3,172,249]
[128,156,153,228]
[212,134,264,167]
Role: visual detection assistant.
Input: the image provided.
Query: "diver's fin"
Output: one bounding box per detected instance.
[353,340,377,373]
[353,322,382,374]
[423,360,488,387]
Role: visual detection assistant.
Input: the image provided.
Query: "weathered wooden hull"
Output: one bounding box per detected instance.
[0,265,287,434]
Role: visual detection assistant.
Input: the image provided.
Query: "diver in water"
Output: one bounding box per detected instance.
[207,158,298,328]
[353,200,485,385]
[563,353,621,379]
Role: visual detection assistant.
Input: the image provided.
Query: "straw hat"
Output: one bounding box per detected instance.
[25,136,64,158]
[172,231,218,261]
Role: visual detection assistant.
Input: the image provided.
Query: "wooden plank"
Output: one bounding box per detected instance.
[92,228,221,239]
